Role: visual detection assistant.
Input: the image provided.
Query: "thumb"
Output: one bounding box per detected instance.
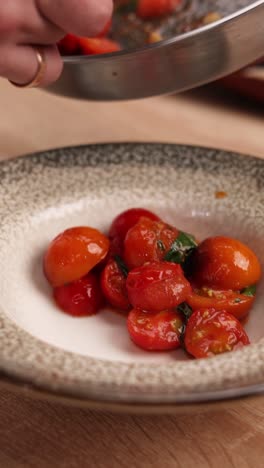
[37,0,113,37]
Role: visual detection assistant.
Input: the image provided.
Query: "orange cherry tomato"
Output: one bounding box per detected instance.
[187,287,255,320]
[185,308,250,358]
[127,309,183,351]
[79,37,121,55]
[137,0,182,19]
[44,227,109,287]
[124,217,179,269]
[191,236,261,290]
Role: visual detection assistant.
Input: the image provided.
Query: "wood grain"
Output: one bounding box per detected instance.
[0,78,263,467]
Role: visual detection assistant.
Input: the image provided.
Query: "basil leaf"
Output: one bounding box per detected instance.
[177,302,193,321]
[241,285,256,297]
[114,255,129,278]
[164,231,198,265]
[157,240,165,252]
[115,0,138,14]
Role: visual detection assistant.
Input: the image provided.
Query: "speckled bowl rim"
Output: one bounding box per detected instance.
[0,142,264,406]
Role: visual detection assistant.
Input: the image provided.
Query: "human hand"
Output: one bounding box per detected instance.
[0,0,113,87]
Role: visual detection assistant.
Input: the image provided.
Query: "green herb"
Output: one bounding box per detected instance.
[115,0,138,14]
[157,240,165,252]
[114,255,129,278]
[241,285,256,297]
[164,231,198,265]
[234,298,242,303]
[177,302,193,321]
[179,323,186,348]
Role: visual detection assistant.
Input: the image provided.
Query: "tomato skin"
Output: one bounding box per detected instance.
[185,308,250,358]
[79,37,121,55]
[44,227,110,287]
[191,236,261,290]
[127,309,183,351]
[137,0,182,18]
[58,34,80,55]
[109,208,160,253]
[187,287,255,320]
[101,258,130,310]
[97,19,112,37]
[126,261,191,312]
[124,218,179,269]
[53,273,103,317]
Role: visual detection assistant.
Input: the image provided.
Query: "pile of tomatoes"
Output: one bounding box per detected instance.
[57,0,183,56]
[43,208,261,359]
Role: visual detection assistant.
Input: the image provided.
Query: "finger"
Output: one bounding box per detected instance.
[37,0,113,37]
[0,1,65,46]
[1,44,62,87]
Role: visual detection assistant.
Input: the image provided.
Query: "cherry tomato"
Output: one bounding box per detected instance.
[101,258,130,310]
[124,218,179,269]
[127,309,183,351]
[79,38,121,55]
[109,208,160,255]
[44,227,110,287]
[187,287,255,320]
[185,308,250,358]
[58,34,80,55]
[126,262,191,312]
[191,236,261,290]
[53,273,103,317]
[137,0,182,19]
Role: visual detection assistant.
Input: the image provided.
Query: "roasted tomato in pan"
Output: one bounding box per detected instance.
[184,308,250,358]
[124,218,179,269]
[44,227,109,287]
[127,309,183,351]
[101,257,130,310]
[126,261,191,312]
[191,236,261,290]
[53,273,103,317]
[187,287,255,320]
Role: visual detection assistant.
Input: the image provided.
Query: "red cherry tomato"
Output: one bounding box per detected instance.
[124,218,179,269]
[79,37,121,55]
[109,208,160,255]
[126,261,191,312]
[53,273,103,317]
[44,227,109,287]
[58,34,80,55]
[127,309,183,350]
[187,287,255,320]
[101,258,130,310]
[185,308,250,358]
[137,0,182,18]
[191,236,261,290]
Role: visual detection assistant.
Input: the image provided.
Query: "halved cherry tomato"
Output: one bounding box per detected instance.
[127,309,183,350]
[58,34,80,55]
[137,0,182,19]
[185,308,250,358]
[44,227,109,287]
[126,261,191,312]
[53,273,103,317]
[109,208,160,255]
[191,236,261,290]
[79,37,121,55]
[187,287,255,320]
[124,218,179,269]
[101,258,130,310]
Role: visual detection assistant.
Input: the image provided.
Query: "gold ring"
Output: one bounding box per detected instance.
[10,47,46,89]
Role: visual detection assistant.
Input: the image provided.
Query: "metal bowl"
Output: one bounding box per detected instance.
[48,0,264,101]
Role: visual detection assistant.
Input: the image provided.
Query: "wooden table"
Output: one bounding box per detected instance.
[0,78,264,467]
